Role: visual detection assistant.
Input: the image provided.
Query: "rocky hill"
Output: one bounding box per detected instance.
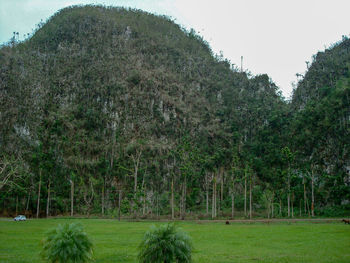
[291,38,350,174]
[1,5,348,218]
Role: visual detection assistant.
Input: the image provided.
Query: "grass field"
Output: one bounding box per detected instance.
[0,219,349,263]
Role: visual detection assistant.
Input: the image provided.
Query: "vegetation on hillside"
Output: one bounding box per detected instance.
[0,5,349,219]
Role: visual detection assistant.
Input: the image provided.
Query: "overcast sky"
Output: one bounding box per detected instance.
[1,0,350,98]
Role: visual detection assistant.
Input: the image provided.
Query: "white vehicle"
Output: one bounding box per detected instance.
[14,215,26,221]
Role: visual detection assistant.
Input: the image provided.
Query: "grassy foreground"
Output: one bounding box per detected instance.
[0,219,349,263]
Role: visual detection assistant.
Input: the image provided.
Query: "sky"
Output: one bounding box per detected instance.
[1,0,350,99]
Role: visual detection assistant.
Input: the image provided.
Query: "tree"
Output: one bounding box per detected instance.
[126,139,146,216]
[282,147,294,217]
[138,224,192,263]
[261,188,274,218]
[176,136,196,219]
[0,155,23,190]
[41,223,93,263]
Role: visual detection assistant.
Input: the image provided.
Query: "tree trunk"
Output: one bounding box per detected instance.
[231,194,235,219]
[231,179,235,219]
[287,169,290,217]
[180,185,183,218]
[156,192,160,219]
[102,178,105,215]
[171,178,174,220]
[212,175,216,219]
[214,178,218,218]
[291,192,294,218]
[287,193,290,217]
[280,198,282,216]
[46,178,51,218]
[220,170,224,214]
[143,187,146,216]
[183,177,187,219]
[249,173,252,219]
[25,191,31,213]
[70,178,74,217]
[106,188,110,213]
[244,171,247,217]
[217,173,220,213]
[205,173,209,215]
[311,170,315,217]
[15,195,18,215]
[303,177,307,215]
[181,182,184,219]
[217,184,219,217]
[206,187,209,215]
[132,150,142,216]
[118,190,122,221]
[271,191,274,218]
[36,170,42,219]
[134,165,138,195]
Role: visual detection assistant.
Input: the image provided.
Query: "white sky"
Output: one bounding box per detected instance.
[1,0,350,98]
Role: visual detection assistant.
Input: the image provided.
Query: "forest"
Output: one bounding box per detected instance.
[0,5,349,219]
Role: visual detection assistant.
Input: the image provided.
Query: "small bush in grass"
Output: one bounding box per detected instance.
[41,222,93,263]
[138,223,192,263]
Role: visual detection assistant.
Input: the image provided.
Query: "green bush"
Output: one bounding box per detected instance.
[138,224,192,263]
[41,223,93,263]
[316,205,350,217]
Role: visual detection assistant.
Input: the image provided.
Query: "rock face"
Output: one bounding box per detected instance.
[0,5,282,153]
[292,37,350,110]
[0,6,206,150]
[291,37,350,181]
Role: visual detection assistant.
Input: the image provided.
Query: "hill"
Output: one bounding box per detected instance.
[292,37,350,109]
[289,37,350,214]
[1,5,348,219]
[290,37,350,189]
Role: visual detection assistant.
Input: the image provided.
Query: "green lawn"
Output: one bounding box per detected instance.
[0,219,349,262]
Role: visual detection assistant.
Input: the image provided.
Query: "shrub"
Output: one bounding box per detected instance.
[41,222,93,263]
[138,224,192,263]
[127,70,141,85]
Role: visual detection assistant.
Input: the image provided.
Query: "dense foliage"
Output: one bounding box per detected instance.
[138,224,192,263]
[0,5,349,218]
[41,223,93,263]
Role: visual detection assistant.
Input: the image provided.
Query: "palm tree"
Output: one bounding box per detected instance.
[41,223,93,263]
[138,224,192,263]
